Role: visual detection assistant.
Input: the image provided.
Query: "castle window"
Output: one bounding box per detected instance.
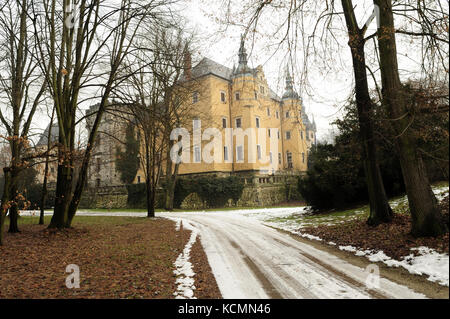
[267,107,270,116]
[311,132,314,139]
[300,131,304,139]
[269,152,273,164]
[277,131,280,139]
[278,153,282,165]
[96,157,101,172]
[235,118,242,128]
[236,145,244,162]
[224,146,229,161]
[222,117,227,128]
[220,91,226,103]
[194,146,201,163]
[268,129,271,138]
[255,117,260,128]
[260,86,265,94]
[285,131,291,140]
[137,176,141,183]
[285,111,290,118]
[235,92,240,101]
[254,91,258,99]
[257,145,262,160]
[302,152,305,163]
[276,111,279,119]
[192,91,199,104]
[286,151,293,168]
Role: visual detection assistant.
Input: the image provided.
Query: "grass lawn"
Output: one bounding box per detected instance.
[265,181,449,229]
[0,216,191,298]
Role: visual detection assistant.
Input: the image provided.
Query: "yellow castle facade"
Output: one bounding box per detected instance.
[176,38,316,177]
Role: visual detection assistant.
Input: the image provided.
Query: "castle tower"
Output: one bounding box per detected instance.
[280,65,308,171]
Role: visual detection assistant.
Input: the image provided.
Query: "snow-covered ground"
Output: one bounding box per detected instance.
[228,184,450,287]
[164,211,426,299]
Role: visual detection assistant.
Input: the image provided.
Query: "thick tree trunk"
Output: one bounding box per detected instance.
[49,146,73,229]
[147,183,155,218]
[374,0,447,237]
[342,0,393,225]
[8,205,19,233]
[7,180,20,233]
[7,142,21,233]
[0,169,12,245]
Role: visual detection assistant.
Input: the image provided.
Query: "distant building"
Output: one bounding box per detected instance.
[34,123,59,185]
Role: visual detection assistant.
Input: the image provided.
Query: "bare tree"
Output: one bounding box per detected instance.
[217,0,393,225]
[118,26,200,216]
[374,0,448,237]
[30,0,176,228]
[216,0,449,235]
[0,0,46,243]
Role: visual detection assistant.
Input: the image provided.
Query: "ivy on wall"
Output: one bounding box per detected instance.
[174,175,245,208]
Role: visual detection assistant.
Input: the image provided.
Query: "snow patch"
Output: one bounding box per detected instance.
[173,221,198,299]
[299,233,322,241]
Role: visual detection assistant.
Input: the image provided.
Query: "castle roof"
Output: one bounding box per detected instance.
[37,123,59,146]
[188,57,233,81]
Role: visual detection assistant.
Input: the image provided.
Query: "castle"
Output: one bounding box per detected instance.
[35,38,317,188]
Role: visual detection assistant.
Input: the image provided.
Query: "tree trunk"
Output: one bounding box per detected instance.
[7,142,20,233]
[0,169,12,245]
[164,149,179,211]
[342,0,393,225]
[146,183,155,218]
[374,0,447,237]
[40,108,55,225]
[39,162,49,225]
[49,147,73,229]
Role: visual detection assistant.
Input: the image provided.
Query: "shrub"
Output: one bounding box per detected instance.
[174,175,245,208]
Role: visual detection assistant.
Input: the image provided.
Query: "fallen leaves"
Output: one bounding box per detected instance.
[0,217,193,299]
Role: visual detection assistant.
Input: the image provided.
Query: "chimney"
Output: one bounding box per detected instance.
[183,48,192,80]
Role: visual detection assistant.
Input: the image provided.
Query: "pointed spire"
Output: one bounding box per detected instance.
[238,34,248,66]
[234,34,251,76]
[285,66,293,91]
[282,63,298,100]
